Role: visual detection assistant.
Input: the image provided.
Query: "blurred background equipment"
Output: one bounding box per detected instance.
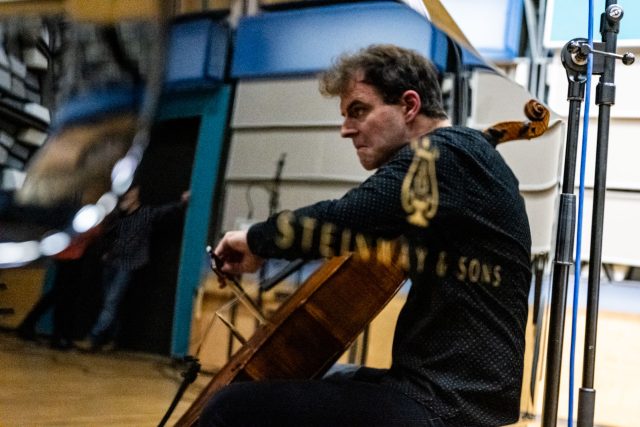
[0,0,170,266]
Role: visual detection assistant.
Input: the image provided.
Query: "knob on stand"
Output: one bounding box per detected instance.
[567,39,635,66]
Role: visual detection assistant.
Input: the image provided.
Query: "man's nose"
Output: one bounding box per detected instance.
[340,120,357,138]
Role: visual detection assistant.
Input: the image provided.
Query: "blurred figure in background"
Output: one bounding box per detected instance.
[76,185,189,352]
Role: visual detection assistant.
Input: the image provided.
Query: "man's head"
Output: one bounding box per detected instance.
[320,44,449,170]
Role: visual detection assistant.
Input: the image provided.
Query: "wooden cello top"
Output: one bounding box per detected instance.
[175,252,406,426]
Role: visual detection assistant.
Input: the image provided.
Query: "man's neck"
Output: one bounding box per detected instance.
[409,116,451,139]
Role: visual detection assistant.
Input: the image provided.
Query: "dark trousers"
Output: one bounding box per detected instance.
[199,367,444,427]
[19,259,81,342]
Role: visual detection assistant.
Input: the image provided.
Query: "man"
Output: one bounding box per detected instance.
[76,186,190,351]
[205,44,531,426]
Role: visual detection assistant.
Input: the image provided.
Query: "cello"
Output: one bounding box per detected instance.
[174,99,551,426]
[175,252,407,426]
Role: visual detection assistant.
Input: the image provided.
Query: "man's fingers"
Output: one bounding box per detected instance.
[213,229,259,274]
[221,261,242,275]
[213,239,228,258]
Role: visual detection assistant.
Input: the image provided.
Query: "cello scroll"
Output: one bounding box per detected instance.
[483,99,551,146]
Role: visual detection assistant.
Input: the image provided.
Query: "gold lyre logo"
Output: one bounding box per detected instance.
[401,136,439,227]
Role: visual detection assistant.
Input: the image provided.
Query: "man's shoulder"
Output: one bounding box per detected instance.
[428,126,503,162]
[428,126,489,146]
[383,127,496,173]
[427,126,520,184]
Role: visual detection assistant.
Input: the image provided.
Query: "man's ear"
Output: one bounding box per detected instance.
[401,90,422,122]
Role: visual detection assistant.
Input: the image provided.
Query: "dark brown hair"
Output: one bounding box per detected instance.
[319,44,448,119]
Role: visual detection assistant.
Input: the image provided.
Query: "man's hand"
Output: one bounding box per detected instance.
[214,230,264,275]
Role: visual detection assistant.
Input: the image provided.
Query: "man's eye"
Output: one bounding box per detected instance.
[350,107,365,118]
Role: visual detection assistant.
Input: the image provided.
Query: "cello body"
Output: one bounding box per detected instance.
[175,253,406,426]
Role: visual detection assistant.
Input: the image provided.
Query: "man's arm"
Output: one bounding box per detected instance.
[212,144,420,275]
[231,147,413,265]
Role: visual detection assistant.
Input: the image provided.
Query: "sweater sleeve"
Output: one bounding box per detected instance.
[247,146,413,260]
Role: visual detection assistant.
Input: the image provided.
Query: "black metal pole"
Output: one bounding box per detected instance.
[577,3,623,426]
[256,154,287,327]
[157,356,201,427]
[542,93,584,427]
[541,44,586,425]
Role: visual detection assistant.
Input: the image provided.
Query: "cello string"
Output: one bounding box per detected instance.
[194,297,239,358]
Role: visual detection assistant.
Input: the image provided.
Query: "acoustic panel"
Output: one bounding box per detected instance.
[469,70,565,191]
[164,16,230,88]
[232,78,342,128]
[232,1,437,77]
[227,128,368,182]
[579,189,640,266]
[573,119,640,192]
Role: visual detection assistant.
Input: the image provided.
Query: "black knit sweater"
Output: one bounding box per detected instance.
[248,126,532,426]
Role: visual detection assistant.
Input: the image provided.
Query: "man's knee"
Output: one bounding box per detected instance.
[199,384,246,427]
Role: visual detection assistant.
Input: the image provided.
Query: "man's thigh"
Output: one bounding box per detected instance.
[200,379,444,427]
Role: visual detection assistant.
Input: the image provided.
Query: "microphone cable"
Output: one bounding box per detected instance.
[568,0,595,424]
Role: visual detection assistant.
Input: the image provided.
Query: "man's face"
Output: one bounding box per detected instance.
[339,77,410,170]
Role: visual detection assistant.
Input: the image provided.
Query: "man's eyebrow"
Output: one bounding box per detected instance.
[344,100,364,114]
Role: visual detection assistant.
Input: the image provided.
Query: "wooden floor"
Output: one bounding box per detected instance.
[0,332,562,427]
[0,329,543,427]
[0,328,549,427]
[0,331,212,427]
[2,276,640,426]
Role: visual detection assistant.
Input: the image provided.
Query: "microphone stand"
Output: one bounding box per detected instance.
[157,356,201,427]
[256,154,287,326]
[541,36,586,427]
[577,3,632,425]
[269,153,286,219]
[541,2,634,426]
[157,244,306,426]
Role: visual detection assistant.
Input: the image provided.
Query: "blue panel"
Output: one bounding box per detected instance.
[159,86,233,357]
[430,26,491,70]
[165,18,230,88]
[430,27,450,69]
[52,85,143,130]
[544,0,640,48]
[232,1,439,77]
[502,0,523,60]
[206,23,230,80]
[259,0,369,9]
[460,47,489,68]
